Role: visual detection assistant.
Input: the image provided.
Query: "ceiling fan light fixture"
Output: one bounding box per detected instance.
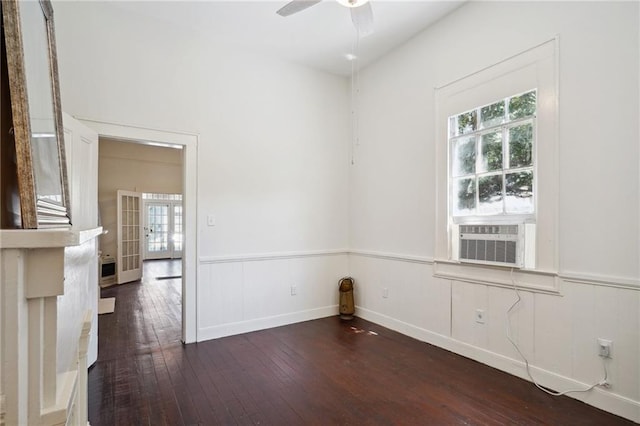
[335,0,370,9]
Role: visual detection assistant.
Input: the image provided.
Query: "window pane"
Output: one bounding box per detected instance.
[478,174,503,214]
[456,110,477,135]
[505,171,534,213]
[509,123,533,168]
[174,204,183,252]
[480,101,505,128]
[509,90,536,120]
[453,177,476,216]
[448,116,456,138]
[452,136,476,176]
[479,131,502,172]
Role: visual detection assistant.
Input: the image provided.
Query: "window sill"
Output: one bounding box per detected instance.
[433,259,560,294]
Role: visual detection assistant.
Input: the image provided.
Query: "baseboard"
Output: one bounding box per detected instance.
[39,370,78,425]
[197,305,339,341]
[355,307,640,423]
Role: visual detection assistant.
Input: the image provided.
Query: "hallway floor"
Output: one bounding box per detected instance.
[89,260,632,425]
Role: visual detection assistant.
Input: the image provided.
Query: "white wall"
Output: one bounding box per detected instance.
[59,114,100,373]
[53,1,350,338]
[98,139,182,195]
[51,0,639,421]
[349,1,639,421]
[98,139,182,259]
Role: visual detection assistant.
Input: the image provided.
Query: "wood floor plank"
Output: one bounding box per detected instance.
[89,259,633,425]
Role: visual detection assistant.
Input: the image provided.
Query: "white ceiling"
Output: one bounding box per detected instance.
[111,0,465,76]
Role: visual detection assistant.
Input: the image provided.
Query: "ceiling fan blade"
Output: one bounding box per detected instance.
[351,2,374,36]
[276,0,323,17]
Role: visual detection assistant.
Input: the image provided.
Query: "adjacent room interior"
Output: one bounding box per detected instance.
[1,0,638,424]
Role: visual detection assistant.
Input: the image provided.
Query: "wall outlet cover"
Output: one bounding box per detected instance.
[597,338,612,358]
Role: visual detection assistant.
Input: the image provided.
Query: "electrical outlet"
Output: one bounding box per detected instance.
[597,338,612,358]
[290,285,297,296]
[382,288,389,298]
[475,309,485,324]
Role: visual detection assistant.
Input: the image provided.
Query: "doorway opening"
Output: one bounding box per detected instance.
[84,118,198,343]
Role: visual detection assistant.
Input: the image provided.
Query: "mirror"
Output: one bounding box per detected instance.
[2,0,70,228]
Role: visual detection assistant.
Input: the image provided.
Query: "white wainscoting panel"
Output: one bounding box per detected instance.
[198,262,244,329]
[452,281,489,350]
[487,285,535,362]
[569,283,607,387]
[612,287,640,402]
[533,289,573,378]
[197,253,348,341]
[349,253,451,338]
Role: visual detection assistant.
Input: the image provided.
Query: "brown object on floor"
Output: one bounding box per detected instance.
[338,276,355,320]
[89,260,632,426]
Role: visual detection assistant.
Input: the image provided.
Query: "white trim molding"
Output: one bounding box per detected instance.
[434,259,561,294]
[76,117,199,146]
[199,248,639,293]
[559,271,640,291]
[198,249,639,297]
[200,249,433,266]
[198,306,338,341]
[199,249,432,265]
[348,250,638,292]
[76,117,199,344]
[199,249,349,264]
[349,249,433,264]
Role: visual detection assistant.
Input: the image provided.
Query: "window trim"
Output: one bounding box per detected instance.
[434,38,559,293]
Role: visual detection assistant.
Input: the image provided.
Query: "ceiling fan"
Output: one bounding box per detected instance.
[276,0,374,36]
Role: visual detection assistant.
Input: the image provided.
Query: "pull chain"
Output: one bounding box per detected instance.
[350,28,361,165]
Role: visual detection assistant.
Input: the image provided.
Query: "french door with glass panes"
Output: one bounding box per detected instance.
[117,190,143,284]
[143,200,183,260]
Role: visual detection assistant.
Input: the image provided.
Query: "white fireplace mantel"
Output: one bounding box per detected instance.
[0,227,103,249]
[1,226,101,426]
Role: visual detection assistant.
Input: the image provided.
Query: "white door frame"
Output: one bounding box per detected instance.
[79,117,198,344]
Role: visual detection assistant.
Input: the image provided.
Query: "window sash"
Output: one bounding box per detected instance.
[449,113,535,218]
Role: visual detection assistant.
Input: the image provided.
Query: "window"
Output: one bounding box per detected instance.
[142,193,183,201]
[434,39,558,291]
[449,90,536,221]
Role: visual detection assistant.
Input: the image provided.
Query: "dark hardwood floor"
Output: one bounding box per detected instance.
[91,260,632,425]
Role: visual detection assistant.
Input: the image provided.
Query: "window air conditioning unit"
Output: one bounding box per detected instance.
[458,224,524,268]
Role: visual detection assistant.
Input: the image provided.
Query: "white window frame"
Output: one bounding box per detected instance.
[449,94,537,222]
[434,38,559,293]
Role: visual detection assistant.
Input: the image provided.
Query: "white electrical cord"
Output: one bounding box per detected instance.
[506,268,609,396]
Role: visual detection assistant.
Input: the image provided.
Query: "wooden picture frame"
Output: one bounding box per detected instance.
[2,0,70,228]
